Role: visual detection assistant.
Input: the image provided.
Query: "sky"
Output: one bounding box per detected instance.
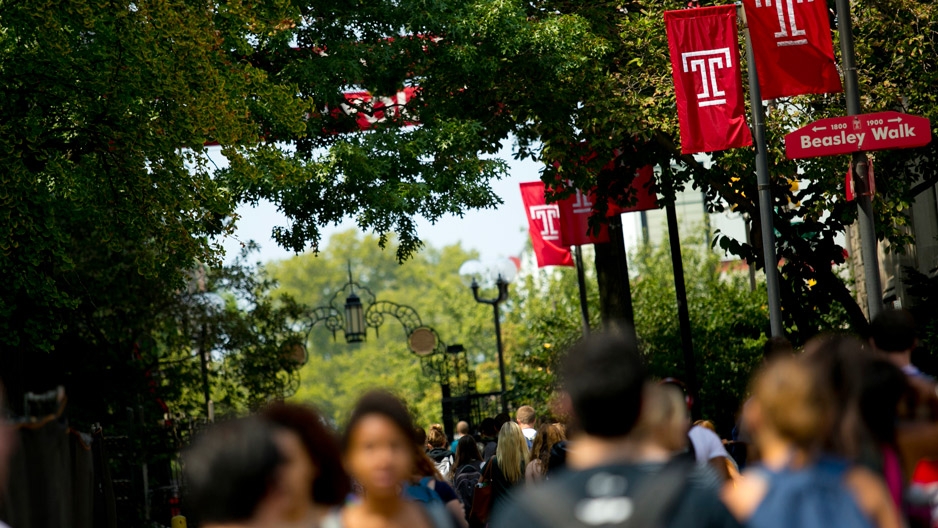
[215,143,749,268]
[218,142,539,266]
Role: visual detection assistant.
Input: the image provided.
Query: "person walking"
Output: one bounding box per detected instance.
[261,403,351,526]
[327,390,454,528]
[721,354,901,528]
[492,332,741,528]
[451,421,469,453]
[426,424,455,480]
[451,436,484,523]
[515,406,537,449]
[487,422,529,511]
[525,424,566,485]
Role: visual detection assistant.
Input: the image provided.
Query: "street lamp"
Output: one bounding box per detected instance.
[460,259,516,415]
[344,290,366,343]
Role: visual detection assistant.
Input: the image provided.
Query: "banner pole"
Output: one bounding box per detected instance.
[665,201,700,420]
[573,245,591,335]
[835,0,882,320]
[741,5,784,337]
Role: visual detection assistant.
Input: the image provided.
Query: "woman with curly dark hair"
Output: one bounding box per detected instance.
[261,402,351,525]
[324,390,454,528]
[524,423,566,484]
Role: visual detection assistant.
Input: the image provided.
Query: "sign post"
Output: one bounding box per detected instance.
[835,0,882,320]
[742,6,784,338]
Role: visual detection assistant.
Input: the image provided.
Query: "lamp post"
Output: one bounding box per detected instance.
[461,259,515,416]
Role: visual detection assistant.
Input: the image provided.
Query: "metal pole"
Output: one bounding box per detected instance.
[742,8,785,337]
[836,0,883,320]
[574,245,591,335]
[665,202,701,420]
[198,323,213,422]
[470,279,510,415]
[493,302,508,415]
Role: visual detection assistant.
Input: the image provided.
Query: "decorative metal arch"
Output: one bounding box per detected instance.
[298,265,480,397]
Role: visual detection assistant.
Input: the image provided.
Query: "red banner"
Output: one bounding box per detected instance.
[520,182,574,268]
[339,87,419,130]
[665,6,752,154]
[743,0,841,99]
[556,166,658,246]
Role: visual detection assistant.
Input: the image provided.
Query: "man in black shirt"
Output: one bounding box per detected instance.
[491,332,740,528]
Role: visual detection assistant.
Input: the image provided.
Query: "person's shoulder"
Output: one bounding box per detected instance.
[491,464,740,528]
[689,426,729,458]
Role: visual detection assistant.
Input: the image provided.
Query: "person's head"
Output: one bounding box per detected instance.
[744,356,832,452]
[426,423,447,449]
[452,435,482,478]
[184,417,287,525]
[560,332,646,438]
[494,413,511,431]
[531,423,567,469]
[802,333,874,459]
[631,383,689,453]
[261,403,350,515]
[480,417,498,438]
[871,308,917,354]
[693,420,717,433]
[455,421,470,437]
[414,426,427,447]
[515,405,537,428]
[763,336,794,362]
[343,390,420,500]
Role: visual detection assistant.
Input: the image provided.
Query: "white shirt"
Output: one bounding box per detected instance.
[522,426,537,442]
[687,425,729,464]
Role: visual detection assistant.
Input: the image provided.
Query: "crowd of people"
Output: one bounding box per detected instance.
[181,308,938,528]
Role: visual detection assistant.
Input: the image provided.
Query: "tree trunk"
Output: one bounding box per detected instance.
[594,215,637,343]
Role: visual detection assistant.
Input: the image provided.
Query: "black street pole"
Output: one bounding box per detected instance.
[574,245,591,335]
[198,322,213,422]
[665,202,701,420]
[835,0,883,320]
[472,278,510,415]
[741,6,785,337]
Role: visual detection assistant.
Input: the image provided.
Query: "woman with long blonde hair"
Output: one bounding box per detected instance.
[487,421,529,509]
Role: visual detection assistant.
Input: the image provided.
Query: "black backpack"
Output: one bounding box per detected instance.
[453,463,483,516]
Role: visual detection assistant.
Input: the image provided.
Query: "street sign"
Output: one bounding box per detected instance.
[785,111,932,159]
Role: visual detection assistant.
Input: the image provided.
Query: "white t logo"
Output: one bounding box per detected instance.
[571,189,593,214]
[681,48,732,107]
[754,0,814,47]
[529,205,562,241]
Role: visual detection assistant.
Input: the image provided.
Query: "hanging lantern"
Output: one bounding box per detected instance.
[344,292,366,343]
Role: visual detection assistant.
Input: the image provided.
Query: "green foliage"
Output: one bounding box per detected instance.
[631,234,767,432]
[270,229,498,427]
[502,264,601,421]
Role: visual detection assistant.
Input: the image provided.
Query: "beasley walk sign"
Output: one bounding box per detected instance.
[785,111,931,159]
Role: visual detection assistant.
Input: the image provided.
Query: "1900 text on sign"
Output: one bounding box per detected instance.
[785,111,931,159]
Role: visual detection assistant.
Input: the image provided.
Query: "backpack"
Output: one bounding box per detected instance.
[453,463,483,516]
[518,457,695,528]
[404,476,444,505]
[436,455,454,480]
[748,459,874,528]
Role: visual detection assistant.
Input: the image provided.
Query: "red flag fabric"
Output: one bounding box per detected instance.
[742,0,842,99]
[557,166,658,246]
[665,6,753,154]
[520,182,574,268]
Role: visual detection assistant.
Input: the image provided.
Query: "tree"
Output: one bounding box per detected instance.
[503,235,767,433]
